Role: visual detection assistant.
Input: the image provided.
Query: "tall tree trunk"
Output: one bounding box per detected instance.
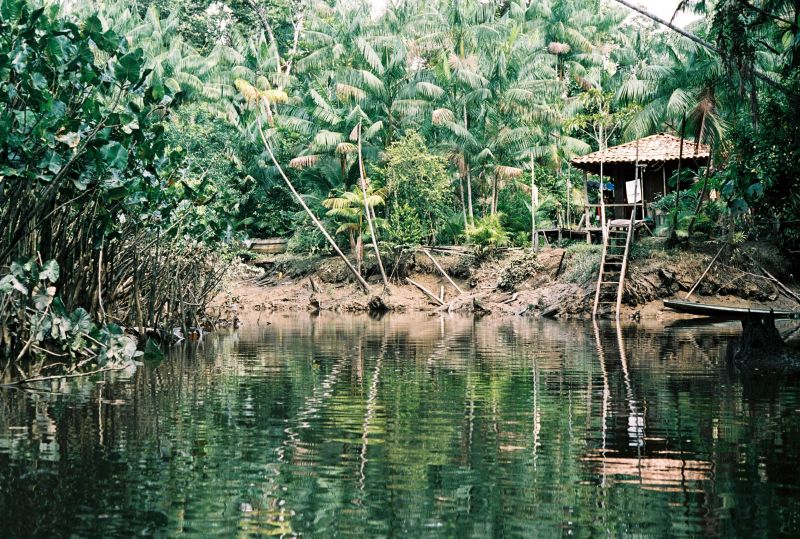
[463,104,474,225]
[530,154,538,251]
[491,175,498,216]
[459,175,469,236]
[357,123,390,291]
[465,166,474,225]
[257,120,371,294]
[671,114,687,244]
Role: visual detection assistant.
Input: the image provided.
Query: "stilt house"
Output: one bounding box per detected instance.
[571,133,711,221]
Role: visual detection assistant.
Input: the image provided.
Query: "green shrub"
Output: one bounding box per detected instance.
[379,132,452,245]
[465,214,510,254]
[388,203,427,245]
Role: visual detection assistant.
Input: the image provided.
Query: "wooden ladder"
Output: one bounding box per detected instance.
[592,220,635,320]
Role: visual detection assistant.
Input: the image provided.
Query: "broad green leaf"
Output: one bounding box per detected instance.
[40,259,59,282]
[746,182,763,199]
[38,151,63,174]
[728,198,749,216]
[0,275,28,295]
[114,49,144,84]
[30,71,47,90]
[47,35,74,62]
[33,285,55,310]
[69,307,94,334]
[100,141,129,170]
[143,338,165,361]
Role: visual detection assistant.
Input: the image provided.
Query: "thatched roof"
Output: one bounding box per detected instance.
[571,133,711,174]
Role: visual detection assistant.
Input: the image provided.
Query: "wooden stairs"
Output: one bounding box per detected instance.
[592,220,635,319]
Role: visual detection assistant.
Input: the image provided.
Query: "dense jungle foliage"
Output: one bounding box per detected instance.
[1,0,799,373]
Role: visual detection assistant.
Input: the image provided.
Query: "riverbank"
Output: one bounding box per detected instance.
[212,238,800,325]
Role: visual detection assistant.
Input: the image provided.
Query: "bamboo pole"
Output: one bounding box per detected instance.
[685,244,726,300]
[421,249,464,294]
[357,122,390,291]
[257,120,371,294]
[407,278,445,306]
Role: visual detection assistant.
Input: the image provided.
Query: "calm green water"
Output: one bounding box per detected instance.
[1,314,799,537]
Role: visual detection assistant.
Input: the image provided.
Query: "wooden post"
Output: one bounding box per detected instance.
[583,171,591,244]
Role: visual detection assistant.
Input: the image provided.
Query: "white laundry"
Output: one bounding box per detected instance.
[625,179,642,203]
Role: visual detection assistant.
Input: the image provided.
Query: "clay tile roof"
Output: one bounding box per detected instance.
[571,133,711,173]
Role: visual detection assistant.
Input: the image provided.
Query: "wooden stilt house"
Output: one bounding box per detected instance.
[571,133,711,222]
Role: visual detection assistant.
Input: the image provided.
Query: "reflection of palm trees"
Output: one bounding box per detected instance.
[359,330,389,490]
[531,352,541,472]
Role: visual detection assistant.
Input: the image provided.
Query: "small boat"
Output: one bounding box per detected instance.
[663,300,800,319]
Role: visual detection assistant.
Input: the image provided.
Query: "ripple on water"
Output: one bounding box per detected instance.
[0,314,799,537]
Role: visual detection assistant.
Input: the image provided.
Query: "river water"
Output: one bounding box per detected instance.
[1,314,799,537]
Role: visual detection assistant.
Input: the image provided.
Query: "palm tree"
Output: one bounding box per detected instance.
[323,185,388,274]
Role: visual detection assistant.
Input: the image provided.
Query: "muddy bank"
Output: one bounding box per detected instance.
[211,239,800,324]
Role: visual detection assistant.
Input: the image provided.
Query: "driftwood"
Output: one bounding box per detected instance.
[407,278,445,306]
[420,249,464,295]
[685,244,726,300]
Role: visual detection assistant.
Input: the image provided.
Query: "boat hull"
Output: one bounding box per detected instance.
[663,300,800,319]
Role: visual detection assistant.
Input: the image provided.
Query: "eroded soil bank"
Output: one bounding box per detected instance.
[212,239,800,325]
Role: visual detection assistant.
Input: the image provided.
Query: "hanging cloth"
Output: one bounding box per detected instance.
[625,179,642,204]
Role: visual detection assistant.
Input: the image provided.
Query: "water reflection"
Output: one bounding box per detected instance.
[0,314,799,537]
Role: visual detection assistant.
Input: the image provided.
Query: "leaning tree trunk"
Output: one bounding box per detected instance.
[357,123,389,291]
[257,120,371,294]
